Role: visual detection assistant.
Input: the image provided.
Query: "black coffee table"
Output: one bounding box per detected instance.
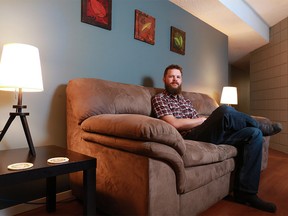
[0,145,96,215]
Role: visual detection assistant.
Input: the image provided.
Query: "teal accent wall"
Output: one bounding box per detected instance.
[0,0,228,150]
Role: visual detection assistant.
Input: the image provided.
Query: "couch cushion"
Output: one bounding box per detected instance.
[81,114,186,155]
[67,78,153,124]
[182,140,237,167]
[183,158,235,193]
[182,92,219,115]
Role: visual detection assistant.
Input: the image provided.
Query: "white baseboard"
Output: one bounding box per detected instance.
[0,190,74,216]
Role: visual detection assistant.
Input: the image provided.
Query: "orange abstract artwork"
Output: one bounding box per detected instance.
[134,10,156,45]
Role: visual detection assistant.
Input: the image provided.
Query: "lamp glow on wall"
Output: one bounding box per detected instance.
[220,86,238,106]
[0,43,43,156]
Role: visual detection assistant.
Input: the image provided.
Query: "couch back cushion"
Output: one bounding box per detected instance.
[67,78,153,124]
[182,92,219,116]
[67,78,219,124]
[147,88,219,117]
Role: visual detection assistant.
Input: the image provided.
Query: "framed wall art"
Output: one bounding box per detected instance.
[134,10,155,45]
[81,0,112,30]
[170,26,186,55]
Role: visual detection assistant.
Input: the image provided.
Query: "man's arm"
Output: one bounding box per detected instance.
[161,115,206,131]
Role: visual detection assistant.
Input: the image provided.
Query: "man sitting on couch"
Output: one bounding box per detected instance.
[152,64,281,213]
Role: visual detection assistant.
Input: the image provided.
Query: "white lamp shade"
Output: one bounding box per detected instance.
[220,86,238,105]
[0,43,43,92]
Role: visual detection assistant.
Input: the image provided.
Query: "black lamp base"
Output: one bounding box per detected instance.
[0,89,36,156]
[0,111,36,156]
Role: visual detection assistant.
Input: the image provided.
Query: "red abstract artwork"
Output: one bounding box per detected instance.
[81,0,112,30]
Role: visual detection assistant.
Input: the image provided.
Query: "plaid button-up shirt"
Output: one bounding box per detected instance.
[152,91,199,119]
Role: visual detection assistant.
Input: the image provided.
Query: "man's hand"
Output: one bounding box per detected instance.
[160,115,206,131]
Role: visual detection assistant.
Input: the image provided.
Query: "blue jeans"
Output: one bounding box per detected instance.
[184,105,263,194]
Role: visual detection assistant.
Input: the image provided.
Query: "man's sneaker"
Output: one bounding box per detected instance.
[259,122,282,136]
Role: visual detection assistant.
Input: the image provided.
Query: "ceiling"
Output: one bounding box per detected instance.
[170,0,288,68]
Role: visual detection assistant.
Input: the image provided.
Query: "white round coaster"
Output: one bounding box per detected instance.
[8,162,34,170]
[47,157,69,164]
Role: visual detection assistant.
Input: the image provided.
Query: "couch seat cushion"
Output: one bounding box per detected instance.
[182,140,237,167]
[183,158,235,193]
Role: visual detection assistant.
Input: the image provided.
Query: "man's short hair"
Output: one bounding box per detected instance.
[164,64,183,77]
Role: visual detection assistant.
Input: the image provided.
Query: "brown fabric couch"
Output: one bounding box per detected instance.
[66,78,271,216]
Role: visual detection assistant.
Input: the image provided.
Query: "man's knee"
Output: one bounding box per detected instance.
[219,104,233,111]
[213,104,235,116]
[248,128,263,146]
[251,127,262,137]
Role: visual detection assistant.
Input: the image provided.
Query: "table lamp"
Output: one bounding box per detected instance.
[220,86,238,106]
[0,43,43,156]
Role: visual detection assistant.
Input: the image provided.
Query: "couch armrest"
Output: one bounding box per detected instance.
[252,115,272,125]
[81,132,187,193]
[81,114,186,155]
[251,115,276,170]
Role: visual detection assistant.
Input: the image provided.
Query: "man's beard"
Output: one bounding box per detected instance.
[165,83,182,95]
